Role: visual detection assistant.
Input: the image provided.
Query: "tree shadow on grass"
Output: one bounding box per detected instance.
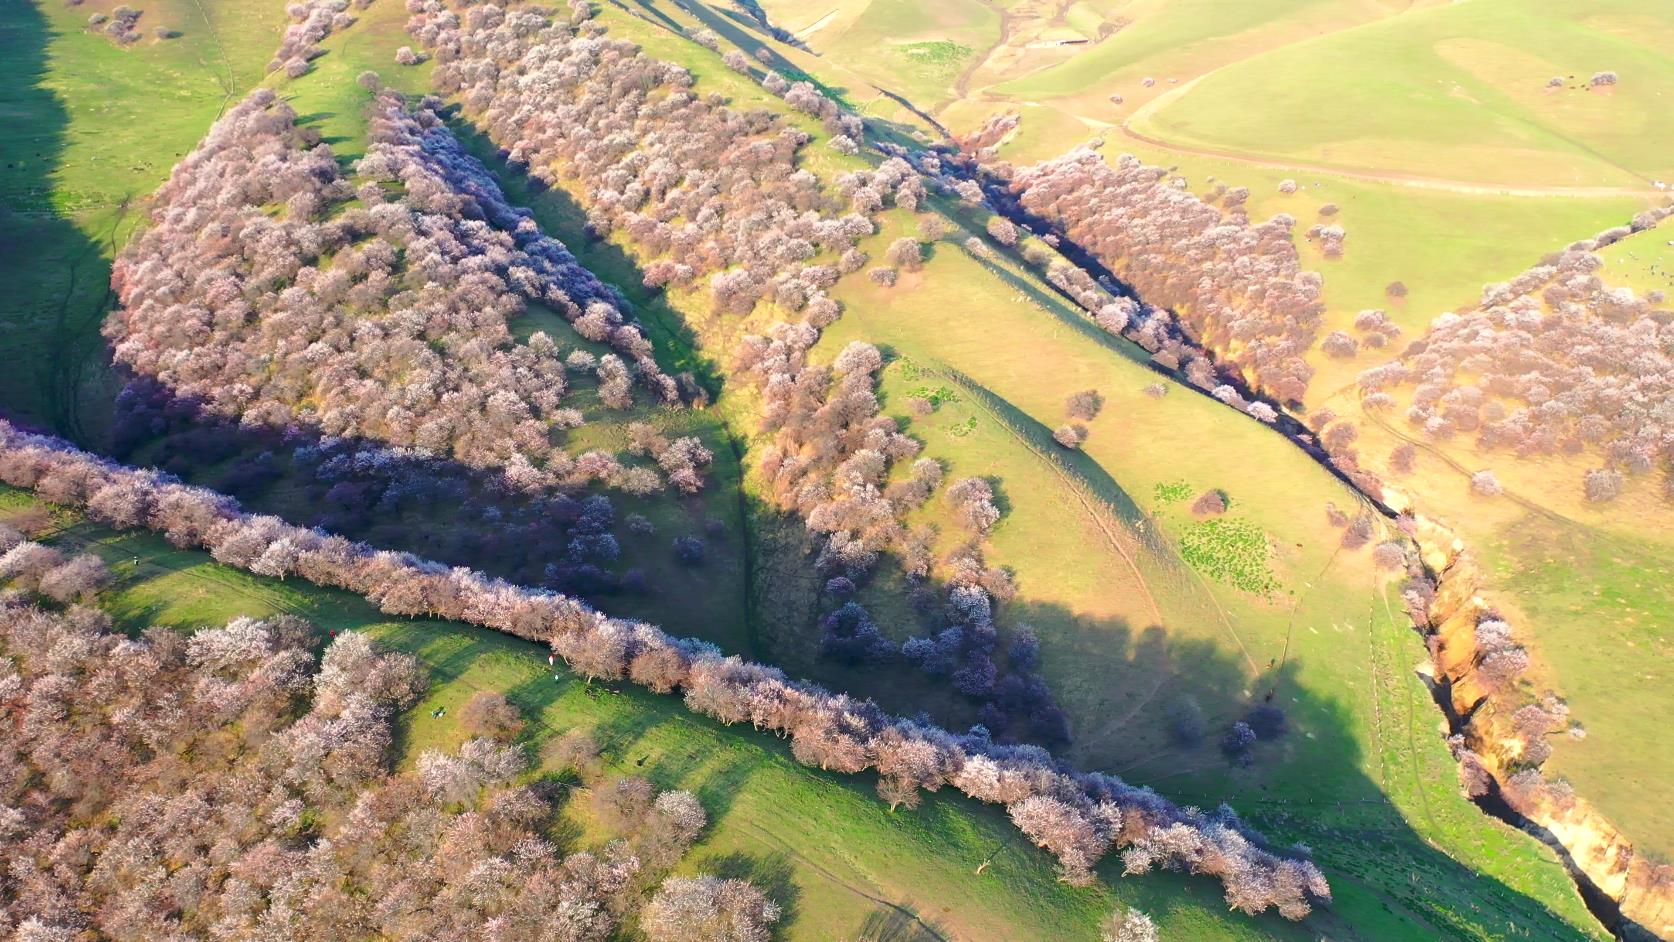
[854,908,947,942]
[0,0,123,446]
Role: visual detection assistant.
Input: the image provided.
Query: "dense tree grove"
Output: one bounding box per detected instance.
[0,588,760,940]
[107,90,691,500]
[405,0,915,320]
[1357,223,1674,494]
[0,421,1329,918]
[1010,149,1325,402]
[736,330,1063,738]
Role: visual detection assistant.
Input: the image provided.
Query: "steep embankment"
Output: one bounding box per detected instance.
[1407,515,1674,941]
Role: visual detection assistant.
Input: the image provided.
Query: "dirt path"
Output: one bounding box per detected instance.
[184,0,239,117]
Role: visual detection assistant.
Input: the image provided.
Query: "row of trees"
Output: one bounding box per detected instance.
[1009,149,1326,403]
[1357,212,1674,495]
[271,0,372,76]
[0,419,1329,918]
[107,90,694,499]
[0,588,776,941]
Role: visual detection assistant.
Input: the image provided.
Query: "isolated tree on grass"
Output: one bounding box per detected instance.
[1102,907,1159,942]
[1066,389,1104,421]
[458,690,525,740]
[1053,424,1089,449]
[885,237,924,272]
[1191,490,1226,516]
[1469,470,1502,497]
[1583,468,1622,503]
[986,216,1019,246]
[947,477,1001,534]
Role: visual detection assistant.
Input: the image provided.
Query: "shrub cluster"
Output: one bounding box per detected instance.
[92,3,144,44]
[270,0,373,76]
[0,419,1329,918]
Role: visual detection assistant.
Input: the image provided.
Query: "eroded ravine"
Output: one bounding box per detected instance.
[904,129,1673,940]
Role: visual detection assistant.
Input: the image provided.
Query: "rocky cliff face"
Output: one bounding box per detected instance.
[1407,515,1674,940]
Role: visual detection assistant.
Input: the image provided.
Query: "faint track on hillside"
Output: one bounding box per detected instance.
[931,365,1269,682]
[185,0,239,118]
[738,821,952,942]
[1116,121,1663,199]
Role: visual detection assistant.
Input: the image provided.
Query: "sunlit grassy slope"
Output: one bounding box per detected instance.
[0,0,285,439]
[741,0,1674,876]
[0,0,1627,935]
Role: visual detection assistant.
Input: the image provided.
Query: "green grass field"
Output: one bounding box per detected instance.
[1131,0,1674,188]
[0,0,1650,935]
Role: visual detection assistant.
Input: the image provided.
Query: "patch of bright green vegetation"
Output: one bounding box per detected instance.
[897,39,973,81]
[1154,480,1194,504]
[1178,516,1279,596]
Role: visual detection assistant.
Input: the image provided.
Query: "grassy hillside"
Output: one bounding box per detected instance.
[0,0,1637,936]
[0,0,286,440]
[1130,0,1674,188]
[752,0,1674,878]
